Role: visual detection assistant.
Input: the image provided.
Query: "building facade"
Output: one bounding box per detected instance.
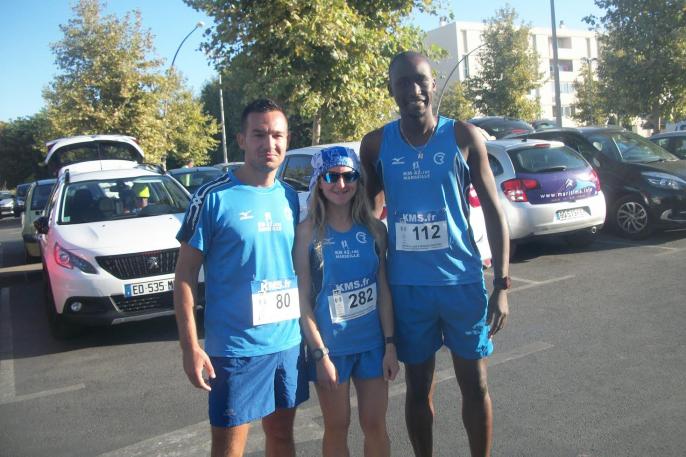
[425,21,599,126]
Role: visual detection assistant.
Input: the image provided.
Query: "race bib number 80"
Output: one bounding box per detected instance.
[328,281,377,324]
[251,278,300,326]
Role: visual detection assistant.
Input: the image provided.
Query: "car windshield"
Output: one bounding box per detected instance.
[589,131,679,163]
[59,176,189,224]
[0,192,12,200]
[31,183,56,211]
[169,168,223,194]
[508,145,588,173]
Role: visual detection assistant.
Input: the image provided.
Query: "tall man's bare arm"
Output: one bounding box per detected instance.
[456,121,510,337]
[174,242,215,391]
[360,129,386,218]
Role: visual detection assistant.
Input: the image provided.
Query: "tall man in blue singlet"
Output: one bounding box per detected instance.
[360,51,511,457]
[174,99,308,457]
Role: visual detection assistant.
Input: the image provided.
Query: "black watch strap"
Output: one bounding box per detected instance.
[493,276,512,290]
[385,336,396,345]
[311,347,329,362]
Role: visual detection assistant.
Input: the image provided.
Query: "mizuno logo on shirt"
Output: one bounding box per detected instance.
[239,210,253,220]
[392,157,405,165]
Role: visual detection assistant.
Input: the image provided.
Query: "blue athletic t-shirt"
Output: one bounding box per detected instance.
[378,116,483,285]
[177,170,301,357]
[309,224,383,356]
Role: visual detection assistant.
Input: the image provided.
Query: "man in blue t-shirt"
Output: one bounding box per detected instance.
[174,99,307,457]
[360,51,511,457]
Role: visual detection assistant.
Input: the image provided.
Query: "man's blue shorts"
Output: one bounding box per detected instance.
[208,344,309,427]
[308,346,385,384]
[391,282,493,364]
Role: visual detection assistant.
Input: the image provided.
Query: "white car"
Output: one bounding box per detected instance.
[21,178,57,261]
[486,139,606,253]
[35,136,200,338]
[277,142,492,266]
[0,191,15,218]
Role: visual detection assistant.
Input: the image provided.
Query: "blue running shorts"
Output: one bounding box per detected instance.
[391,282,493,364]
[308,346,385,384]
[208,344,309,427]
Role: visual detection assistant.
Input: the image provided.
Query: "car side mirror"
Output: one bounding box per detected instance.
[34,216,49,235]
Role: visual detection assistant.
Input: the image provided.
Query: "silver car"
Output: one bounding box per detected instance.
[486,139,607,253]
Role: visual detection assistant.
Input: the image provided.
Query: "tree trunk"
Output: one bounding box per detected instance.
[312,111,321,146]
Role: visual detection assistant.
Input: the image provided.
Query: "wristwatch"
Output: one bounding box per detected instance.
[493,276,512,291]
[311,347,329,362]
[384,336,396,345]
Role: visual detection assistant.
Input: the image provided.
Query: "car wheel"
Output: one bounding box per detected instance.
[612,195,654,240]
[43,268,82,339]
[564,229,598,248]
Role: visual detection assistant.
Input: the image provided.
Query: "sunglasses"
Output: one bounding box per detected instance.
[321,171,360,184]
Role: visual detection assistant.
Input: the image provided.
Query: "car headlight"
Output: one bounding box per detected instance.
[53,242,97,274]
[641,172,686,190]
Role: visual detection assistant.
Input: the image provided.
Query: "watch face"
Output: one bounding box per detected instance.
[494,277,512,290]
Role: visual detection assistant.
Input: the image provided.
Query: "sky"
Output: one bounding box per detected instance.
[0,0,604,122]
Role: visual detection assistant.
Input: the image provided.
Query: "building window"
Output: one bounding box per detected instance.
[549,36,572,49]
[560,82,574,94]
[462,55,470,79]
[550,59,574,73]
[553,105,574,118]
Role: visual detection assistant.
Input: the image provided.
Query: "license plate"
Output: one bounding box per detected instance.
[556,207,588,221]
[124,279,174,297]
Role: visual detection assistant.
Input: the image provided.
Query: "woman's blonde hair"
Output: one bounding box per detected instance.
[308,167,383,262]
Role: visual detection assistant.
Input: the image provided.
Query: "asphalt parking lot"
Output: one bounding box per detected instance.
[1,215,685,456]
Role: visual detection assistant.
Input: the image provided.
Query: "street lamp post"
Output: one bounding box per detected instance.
[581,57,598,125]
[163,21,204,170]
[550,0,563,127]
[218,73,228,163]
[170,21,204,70]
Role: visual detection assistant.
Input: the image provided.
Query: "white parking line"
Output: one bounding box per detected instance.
[484,271,576,293]
[595,238,681,251]
[0,286,86,406]
[97,341,553,457]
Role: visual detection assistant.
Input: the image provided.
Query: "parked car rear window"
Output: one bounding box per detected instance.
[59,176,189,224]
[51,141,141,169]
[508,146,588,173]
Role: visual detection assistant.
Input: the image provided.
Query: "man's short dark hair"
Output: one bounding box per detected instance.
[388,51,430,79]
[240,99,287,132]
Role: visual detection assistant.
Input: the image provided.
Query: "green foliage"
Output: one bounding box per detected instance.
[438,81,476,121]
[465,6,542,120]
[187,0,438,145]
[43,0,217,165]
[0,112,55,188]
[571,60,608,126]
[585,0,686,128]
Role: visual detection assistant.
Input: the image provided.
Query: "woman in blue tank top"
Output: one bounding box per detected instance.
[293,145,399,457]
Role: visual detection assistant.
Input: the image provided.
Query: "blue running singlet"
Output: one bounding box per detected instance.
[309,224,383,356]
[377,116,483,285]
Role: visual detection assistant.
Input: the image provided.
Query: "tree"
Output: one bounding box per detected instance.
[585,0,686,132]
[465,7,542,120]
[0,112,55,188]
[438,81,476,121]
[571,60,608,126]
[186,0,440,145]
[43,0,217,165]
